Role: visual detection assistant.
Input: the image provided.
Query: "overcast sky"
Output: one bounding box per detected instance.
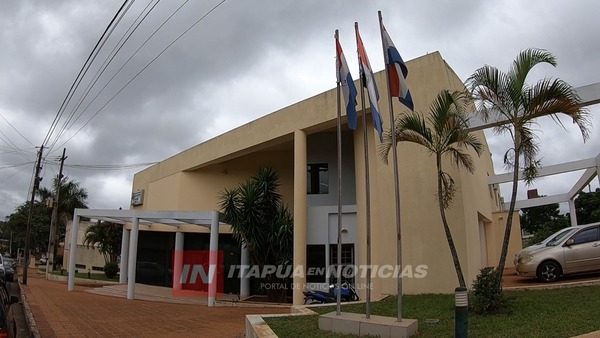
[1,0,599,219]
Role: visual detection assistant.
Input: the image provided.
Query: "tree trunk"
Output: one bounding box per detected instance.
[437,157,467,288]
[495,135,521,287]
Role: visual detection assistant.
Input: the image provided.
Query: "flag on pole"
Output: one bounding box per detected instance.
[381,24,414,111]
[336,38,358,130]
[356,26,384,142]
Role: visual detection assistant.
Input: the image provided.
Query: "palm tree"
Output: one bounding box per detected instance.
[467,48,590,285]
[83,221,123,264]
[380,90,483,288]
[37,176,88,226]
[218,167,293,301]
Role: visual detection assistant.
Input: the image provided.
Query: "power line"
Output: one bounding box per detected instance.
[50,0,227,151]
[43,160,158,171]
[0,111,35,147]
[0,128,33,161]
[43,0,133,149]
[48,0,161,153]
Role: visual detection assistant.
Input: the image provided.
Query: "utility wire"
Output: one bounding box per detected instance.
[42,0,133,149]
[0,128,32,161]
[0,112,35,147]
[48,0,160,153]
[43,160,158,171]
[0,162,35,185]
[52,0,227,151]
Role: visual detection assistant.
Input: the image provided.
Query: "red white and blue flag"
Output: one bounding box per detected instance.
[336,38,358,130]
[381,24,414,111]
[356,27,384,142]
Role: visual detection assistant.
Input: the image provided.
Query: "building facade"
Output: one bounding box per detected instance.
[129,51,522,305]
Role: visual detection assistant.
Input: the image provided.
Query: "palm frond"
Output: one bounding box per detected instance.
[508,49,556,94]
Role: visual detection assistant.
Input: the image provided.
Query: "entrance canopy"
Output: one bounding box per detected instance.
[67,208,223,306]
[70,208,221,227]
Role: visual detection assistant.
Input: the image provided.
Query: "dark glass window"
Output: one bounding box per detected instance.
[307,163,329,194]
[329,243,354,285]
[306,245,326,283]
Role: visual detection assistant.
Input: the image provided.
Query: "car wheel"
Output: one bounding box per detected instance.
[537,261,561,282]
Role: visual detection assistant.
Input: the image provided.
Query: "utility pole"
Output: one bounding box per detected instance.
[46,148,67,275]
[23,145,44,285]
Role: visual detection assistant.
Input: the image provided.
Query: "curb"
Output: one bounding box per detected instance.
[246,306,317,338]
[18,280,41,338]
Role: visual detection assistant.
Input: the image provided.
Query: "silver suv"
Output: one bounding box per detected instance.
[515,222,600,282]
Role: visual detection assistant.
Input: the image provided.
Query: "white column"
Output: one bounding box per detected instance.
[293,129,308,305]
[208,211,219,307]
[127,215,139,300]
[569,199,578,226]
[119,228,130,283]
[67,212,80,291]
[240,245,250,299]
[597,156,600,187]
[173,232,185,291]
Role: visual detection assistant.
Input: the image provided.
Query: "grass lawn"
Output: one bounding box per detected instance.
[266,286,600,337]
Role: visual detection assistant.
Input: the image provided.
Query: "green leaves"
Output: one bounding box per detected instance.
[83,221,122,264]
[218,167,293,268]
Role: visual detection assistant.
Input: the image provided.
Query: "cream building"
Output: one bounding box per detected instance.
[63,220,106,273]
[127,51,522,305]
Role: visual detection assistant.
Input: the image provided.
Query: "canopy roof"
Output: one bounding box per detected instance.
[73,208,221,228]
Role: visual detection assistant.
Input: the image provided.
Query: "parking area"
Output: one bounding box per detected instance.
[503,267,600,289]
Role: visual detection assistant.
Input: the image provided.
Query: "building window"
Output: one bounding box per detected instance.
[306,245,326,283]
[329,243,354,286]
[307,163,329,194]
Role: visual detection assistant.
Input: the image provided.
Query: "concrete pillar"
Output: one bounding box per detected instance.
[569,199,578,226]
[173,232,185,291]
[240,245,250,299]
[127,215,139,300]
[119,228,130,283]
[208,211,220,307]
[293,129,308,305]
[67,213,80,292]
[597,154,600,188]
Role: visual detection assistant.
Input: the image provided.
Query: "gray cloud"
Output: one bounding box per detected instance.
[1,0,599,218]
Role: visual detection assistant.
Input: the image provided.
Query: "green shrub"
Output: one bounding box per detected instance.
[471,267,507,314]
[104,261,119,279]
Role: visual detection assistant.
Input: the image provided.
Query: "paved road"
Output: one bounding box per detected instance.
[19,269,289,338]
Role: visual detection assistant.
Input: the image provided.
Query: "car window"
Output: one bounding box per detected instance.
[548,229,578,246]
[571,227,599,245]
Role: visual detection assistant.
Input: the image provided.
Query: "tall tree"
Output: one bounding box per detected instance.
[467,48,590,286]
[37,176,88,227]
[83,221,123,264]
[3,201,51,253]
[520,201,564,234]
[218,167,293,302]
[520,202,568,245]
[575,188,600,224]
[379,90,483,288]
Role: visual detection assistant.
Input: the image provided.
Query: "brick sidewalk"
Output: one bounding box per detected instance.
[20,269,288,337]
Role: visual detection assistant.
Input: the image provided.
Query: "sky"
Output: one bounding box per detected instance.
[0,0,599,219]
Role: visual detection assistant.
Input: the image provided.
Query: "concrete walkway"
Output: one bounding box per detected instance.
[17,267,600,337]
[20,269,289,337]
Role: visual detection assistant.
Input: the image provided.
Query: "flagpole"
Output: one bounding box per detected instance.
[355,22,372,319]
[378,10,403,322]
[334,29,343,316]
